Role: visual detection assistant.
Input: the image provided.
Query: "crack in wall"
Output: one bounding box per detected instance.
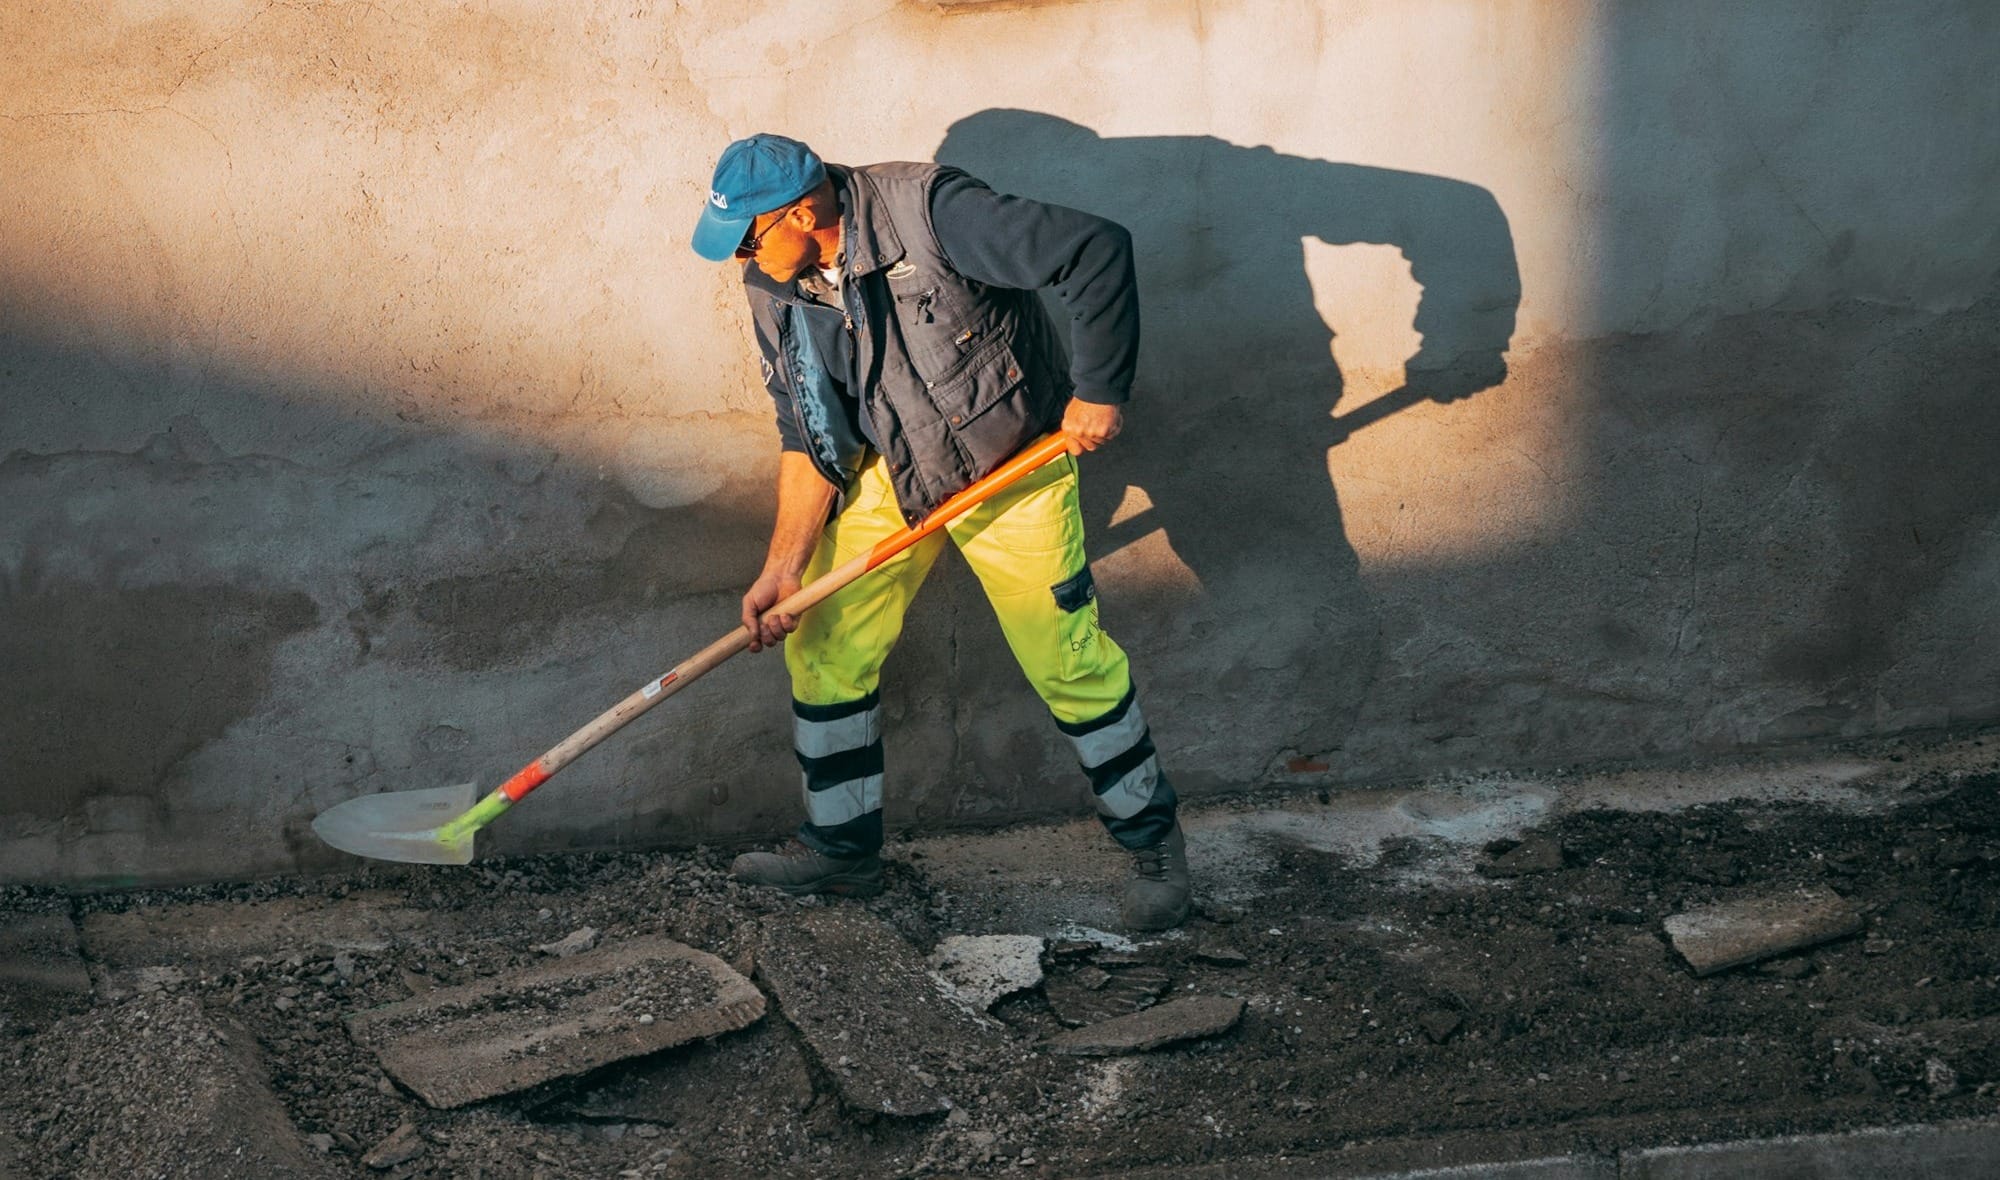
[1,2,281,123]
[1668,496,1704,666]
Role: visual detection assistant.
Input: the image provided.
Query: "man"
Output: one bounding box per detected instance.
[690,134,1189,930]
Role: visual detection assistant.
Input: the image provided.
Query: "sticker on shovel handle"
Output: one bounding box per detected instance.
[641,671,679,700]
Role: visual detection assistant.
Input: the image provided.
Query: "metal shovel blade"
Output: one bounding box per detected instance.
[311,782,479,865]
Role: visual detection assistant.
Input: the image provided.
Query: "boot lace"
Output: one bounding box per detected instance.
[1133,842,1175,881]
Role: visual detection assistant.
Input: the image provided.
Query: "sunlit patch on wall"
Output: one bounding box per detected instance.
[1303,241,1569,567]
[1093,483,1203,601]
[1299,240,1425,402]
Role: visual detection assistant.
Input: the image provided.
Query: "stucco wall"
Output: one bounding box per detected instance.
[4,0,1996,885]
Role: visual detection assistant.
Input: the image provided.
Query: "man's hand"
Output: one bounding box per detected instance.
[742,451,837,654]
[1061,398,1123,455]
[742,567,805,653]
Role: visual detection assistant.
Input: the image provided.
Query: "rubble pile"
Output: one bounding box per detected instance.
[1,745,1997,1177]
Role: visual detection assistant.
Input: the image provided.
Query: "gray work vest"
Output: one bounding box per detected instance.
[745,163,1072,524]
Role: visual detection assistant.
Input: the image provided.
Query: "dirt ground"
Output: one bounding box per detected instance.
[4,732,2000,1179]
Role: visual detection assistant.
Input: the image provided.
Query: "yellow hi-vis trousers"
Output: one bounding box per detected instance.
[784,451,1177,857]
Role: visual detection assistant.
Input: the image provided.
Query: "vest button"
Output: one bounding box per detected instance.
[949,414,963,426]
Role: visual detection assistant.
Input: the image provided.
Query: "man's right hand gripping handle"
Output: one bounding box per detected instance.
[743,451,839,653]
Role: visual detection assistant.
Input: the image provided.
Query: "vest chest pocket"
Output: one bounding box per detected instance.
[926,332,1025,429]
[883,267,1045,475]
[894,278,999,381]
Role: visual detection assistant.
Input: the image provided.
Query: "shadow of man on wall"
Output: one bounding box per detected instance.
[937,110,1520,780]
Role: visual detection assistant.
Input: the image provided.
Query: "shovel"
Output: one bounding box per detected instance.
[312,432,1073,865]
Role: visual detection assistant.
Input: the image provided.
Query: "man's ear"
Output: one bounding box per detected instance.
[793,182,836,231]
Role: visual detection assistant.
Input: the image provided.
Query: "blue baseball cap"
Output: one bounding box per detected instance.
[691,134,827,262]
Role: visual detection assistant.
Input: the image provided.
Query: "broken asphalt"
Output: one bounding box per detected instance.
[4,729,2000,1178]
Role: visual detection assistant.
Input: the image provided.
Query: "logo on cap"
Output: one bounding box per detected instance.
[710,191,728,209]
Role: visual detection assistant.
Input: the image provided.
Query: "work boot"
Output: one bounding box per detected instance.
[1121,824,1191,931]
[731,840,884,898]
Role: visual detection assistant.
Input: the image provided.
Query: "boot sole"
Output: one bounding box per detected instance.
[1123,897,1192,932]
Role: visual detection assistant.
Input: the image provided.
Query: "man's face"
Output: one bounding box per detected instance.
[736,204,819,283]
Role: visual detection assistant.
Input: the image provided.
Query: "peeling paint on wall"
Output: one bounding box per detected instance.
[0,581,318,822]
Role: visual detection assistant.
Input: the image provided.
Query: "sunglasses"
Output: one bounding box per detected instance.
[737,207,790,257]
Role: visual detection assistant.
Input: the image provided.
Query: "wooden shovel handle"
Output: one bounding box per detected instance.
[490,433,1072,806]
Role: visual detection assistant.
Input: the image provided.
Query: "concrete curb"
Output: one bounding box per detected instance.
[1095,1118,2000,1179]
[1343,1159,1612,1180]
[1618,1120,2000,1179]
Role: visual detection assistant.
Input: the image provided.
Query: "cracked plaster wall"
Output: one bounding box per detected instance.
[2,0,1996,885]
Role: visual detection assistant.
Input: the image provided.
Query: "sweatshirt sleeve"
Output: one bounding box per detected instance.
[928,171,1140,405]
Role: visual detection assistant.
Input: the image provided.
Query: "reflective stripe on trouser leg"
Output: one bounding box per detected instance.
[1054,683,1179,849]
[784,455,947,858]
[793,692,885,858]
[948,453,1179,849]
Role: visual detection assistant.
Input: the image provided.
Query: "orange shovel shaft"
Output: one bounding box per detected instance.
[488,433,1072,809]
